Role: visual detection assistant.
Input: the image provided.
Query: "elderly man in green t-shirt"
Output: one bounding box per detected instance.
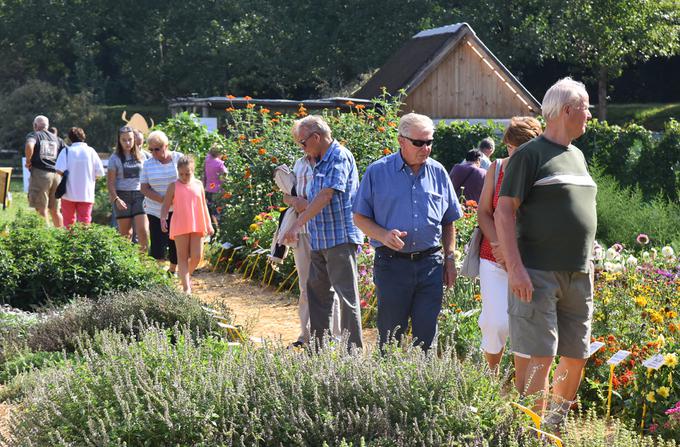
[495,77,596,429]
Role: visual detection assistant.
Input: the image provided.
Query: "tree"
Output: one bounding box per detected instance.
[546,0,680,120]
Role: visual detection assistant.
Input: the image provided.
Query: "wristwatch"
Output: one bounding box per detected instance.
[445,253,456,261]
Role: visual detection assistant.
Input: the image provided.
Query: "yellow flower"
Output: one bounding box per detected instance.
[249,224,258,232]
[665,353,678,368]
[646,391,656,403]
[657,386,670,398]
[634,296,648,307]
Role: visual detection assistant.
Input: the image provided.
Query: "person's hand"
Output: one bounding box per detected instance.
[114,198,128,211]
[160,218,168,233]
[25,160,31,170]
[443,258,457,288]
[207,225,215,236]
[293,197,308,213]
[282,224,301,244]
[508,264,534,302]
[490,241,505,268]
[381,229,407,251]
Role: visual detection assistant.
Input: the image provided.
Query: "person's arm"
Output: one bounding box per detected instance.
[477,161,504,266]
[353,213,407,251]
[283,194,308,212]
[199,181,214,235]
[441,222,457,287]
[281,188,334,243]
[495,197,533,301]
[160,183,175,233]
[140,182,164,203]
[24,140,35,170]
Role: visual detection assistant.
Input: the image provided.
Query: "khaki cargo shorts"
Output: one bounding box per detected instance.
[28,168,61,210]
[508,267,594,359]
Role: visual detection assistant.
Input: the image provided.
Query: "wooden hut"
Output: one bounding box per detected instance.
[354,23,541,121]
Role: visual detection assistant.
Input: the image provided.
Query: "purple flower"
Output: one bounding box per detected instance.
[636,233,650,245]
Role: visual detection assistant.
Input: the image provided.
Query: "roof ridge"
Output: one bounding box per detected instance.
[412,23,469,39]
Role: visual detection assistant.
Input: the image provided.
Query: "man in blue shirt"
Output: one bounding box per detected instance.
[353,113,463,350]
[283,116,364,350]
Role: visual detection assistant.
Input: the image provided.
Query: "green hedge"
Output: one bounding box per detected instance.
[0,213,169,309]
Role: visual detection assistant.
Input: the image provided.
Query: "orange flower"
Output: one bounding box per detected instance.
[377,126,385,132]
[260,108,270,114]
[382,148,391,155]
[367,115,374,119]
[270,156,278,163]
[226,94,235,99]
[221,155,228,161]
[209,183,216,190]
[238,134,246,140]
[244,95,252,100]
[355,104,365,110]
[270,118,280,123]
[216,206,223,213]
[223,192,232,199]
[225,107,236,112]
[378,117,385,122]
[258,148,266,155]
[387,121,396,127]
[274,111,281,116]
[246,103,255,109]
[345,100,355,106]
[250,138,262,144]
[465,199,478,208]
[244,169,251,179]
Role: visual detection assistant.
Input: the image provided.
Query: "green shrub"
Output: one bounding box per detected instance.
[23,285,220,354]
[0,214,169,309]
[593,167,680,248]
[5,326,521,446]
[431,120,507,172]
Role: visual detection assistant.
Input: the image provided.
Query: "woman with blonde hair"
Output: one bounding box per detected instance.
[476,116,543,376]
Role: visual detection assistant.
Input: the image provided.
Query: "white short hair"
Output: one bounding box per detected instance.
[294,115,331,137]
[33,115,49,130]
[398,113,434,137]
[541,77,589,121]
[147,130,169,147]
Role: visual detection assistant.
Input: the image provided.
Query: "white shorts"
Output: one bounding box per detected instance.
[478,258,509,354]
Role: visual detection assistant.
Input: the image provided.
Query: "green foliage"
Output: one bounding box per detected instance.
[0,80,107,151]
[5,325,521,446]
[0,214,169,309]
[592,167,680,248]
[21,285,220,354]
[431,120,507,172]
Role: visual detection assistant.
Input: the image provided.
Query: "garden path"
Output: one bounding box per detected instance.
[191,269,377,345]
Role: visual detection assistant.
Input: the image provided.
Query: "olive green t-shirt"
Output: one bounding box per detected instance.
[499,135,597,272]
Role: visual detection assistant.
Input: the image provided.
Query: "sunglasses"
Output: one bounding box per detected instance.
[400,135,434,148]
[149,146,163,152]
[298,132,317,147]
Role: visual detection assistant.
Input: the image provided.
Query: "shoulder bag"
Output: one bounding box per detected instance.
[55,147,69,199]
[459,159,503,278]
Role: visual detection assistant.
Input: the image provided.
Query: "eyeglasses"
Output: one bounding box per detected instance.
[298,132,317,147]
[400,135,434,148]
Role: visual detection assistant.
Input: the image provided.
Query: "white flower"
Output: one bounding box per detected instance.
[651,248,658,259]
[611,263,624,273]
[603,262,614,272]
[661,246,675,258]
[606,247,621,261]
[593,243,604,261]
[642,251,650,261]
[625,255,638,268]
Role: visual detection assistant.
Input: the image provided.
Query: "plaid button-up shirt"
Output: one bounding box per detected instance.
[307,140,364,251]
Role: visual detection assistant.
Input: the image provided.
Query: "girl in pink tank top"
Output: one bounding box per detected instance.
[161,155,214,293]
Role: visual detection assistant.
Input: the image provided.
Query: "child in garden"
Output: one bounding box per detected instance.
[161,155,214,293]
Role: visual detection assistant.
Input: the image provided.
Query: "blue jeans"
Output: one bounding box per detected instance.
[374,248,444,350]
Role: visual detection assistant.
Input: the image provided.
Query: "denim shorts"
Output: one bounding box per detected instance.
[115,190,146,219]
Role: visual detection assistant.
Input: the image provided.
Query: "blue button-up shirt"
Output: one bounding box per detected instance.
[353,151,462,252]
[308,140,364,251]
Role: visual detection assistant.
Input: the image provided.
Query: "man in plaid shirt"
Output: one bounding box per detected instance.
[283,116,364,350]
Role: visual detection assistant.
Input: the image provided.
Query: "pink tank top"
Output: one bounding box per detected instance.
[169,179,212,240]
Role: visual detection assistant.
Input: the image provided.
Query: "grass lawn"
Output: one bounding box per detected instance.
[606,103,680,131]
[0,180,29,226]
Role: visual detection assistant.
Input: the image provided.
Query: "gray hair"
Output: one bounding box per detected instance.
[33,115,49,130]
[541,77,589,121]
[294,115,332,137]
[398,113,434,137]
[479,137,495,152]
